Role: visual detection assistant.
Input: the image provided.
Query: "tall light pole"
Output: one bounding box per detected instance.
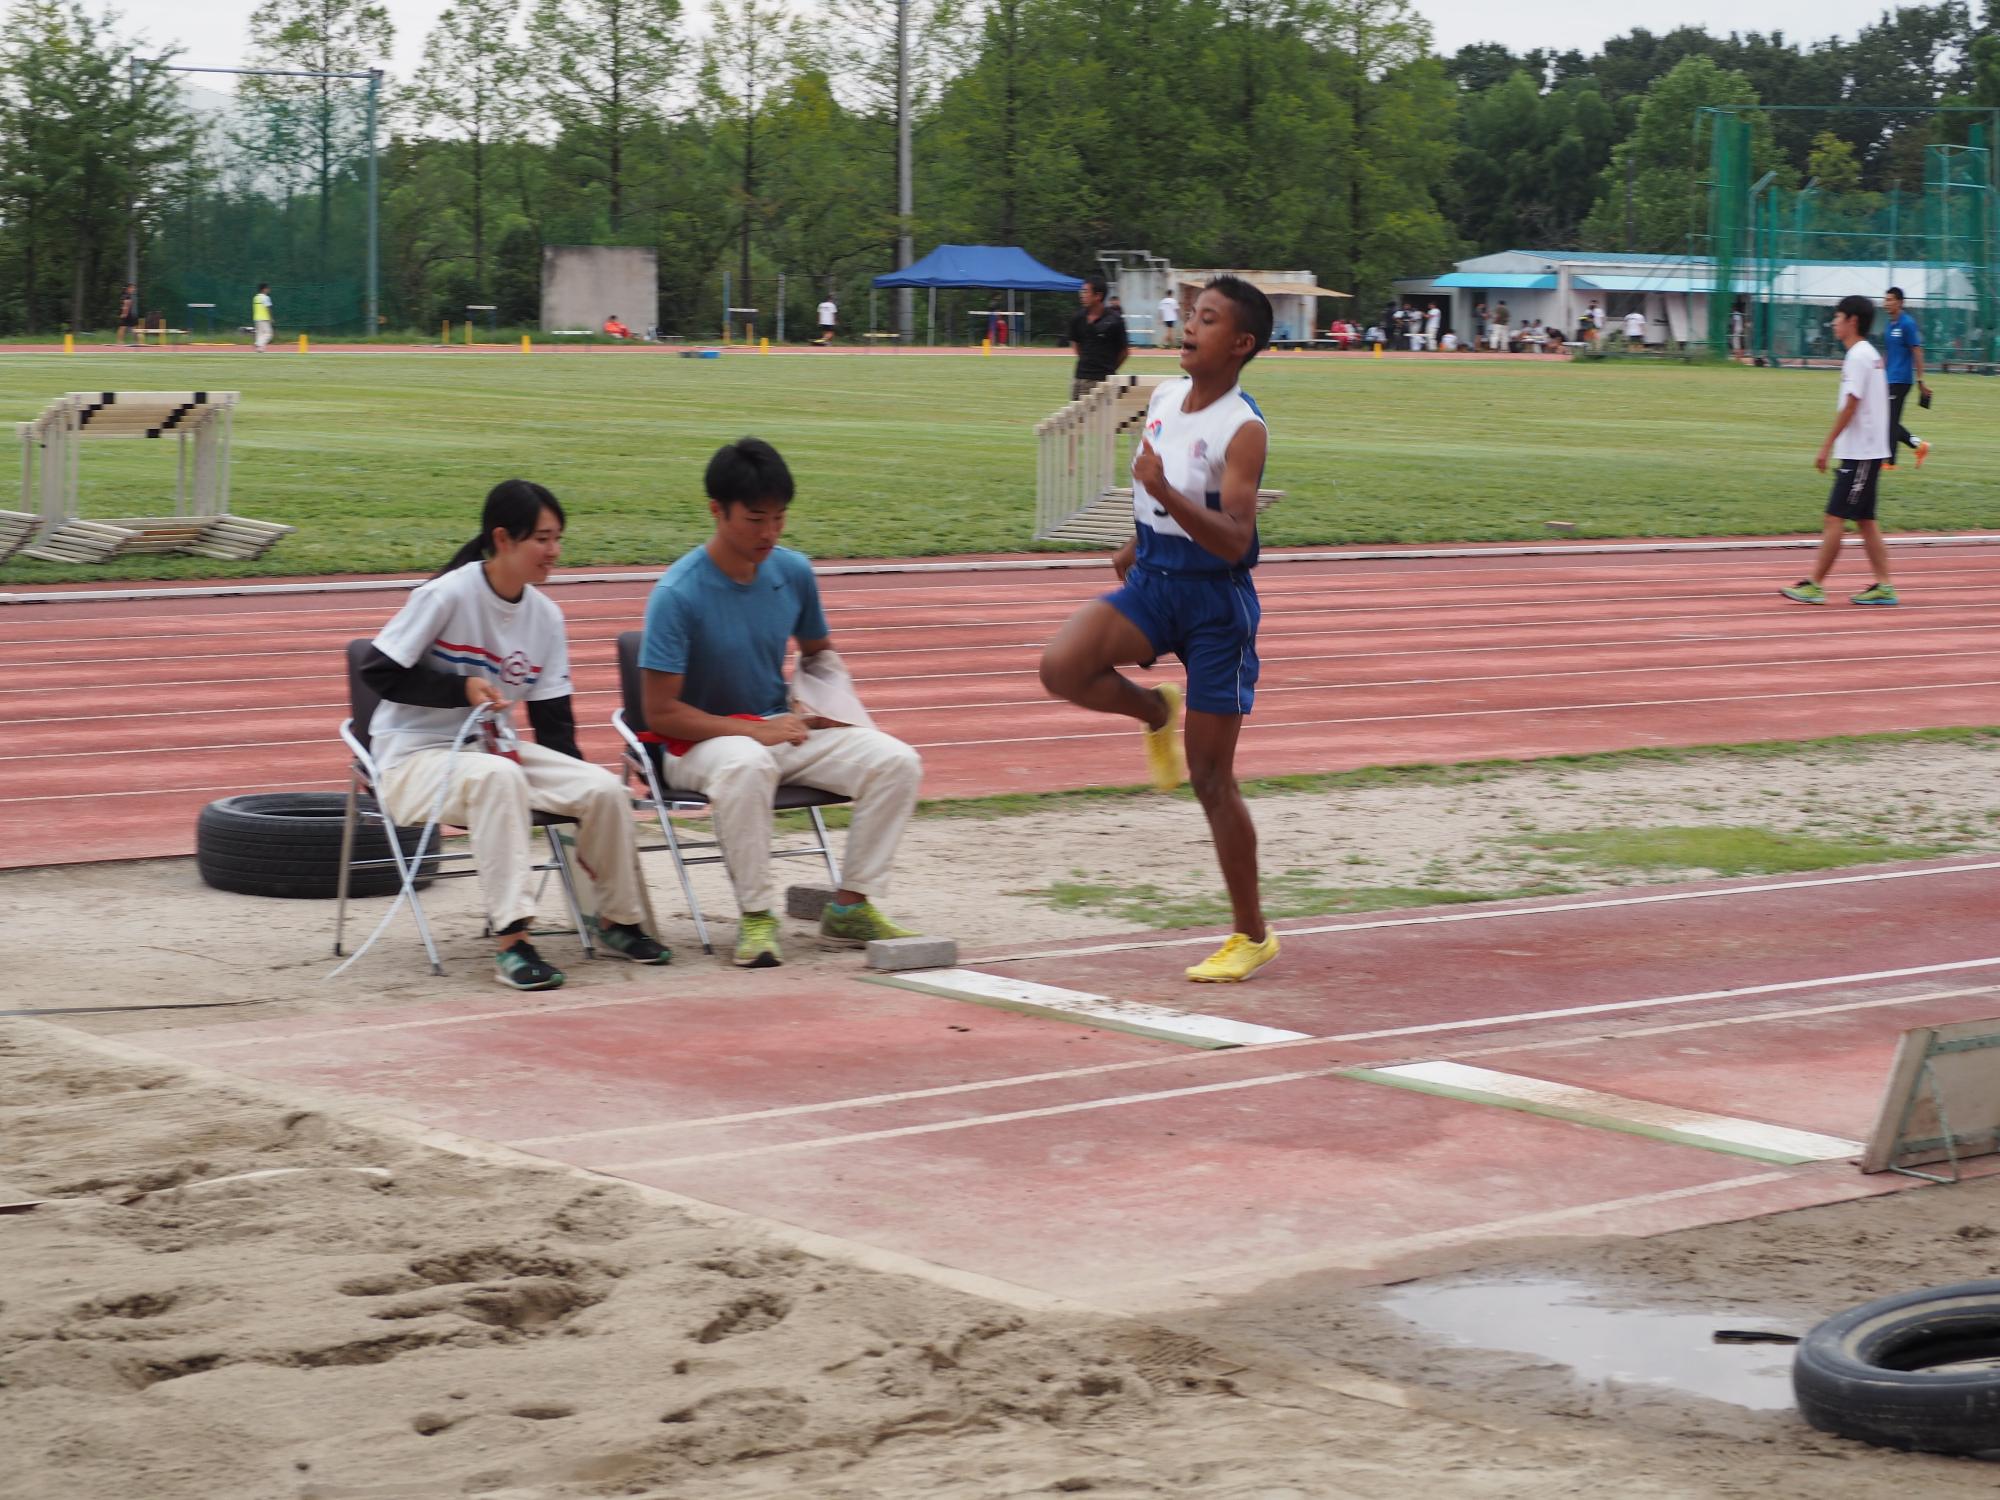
[896,0,913,342]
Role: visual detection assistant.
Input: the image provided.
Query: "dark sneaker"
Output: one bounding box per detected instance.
[818,899,917,948]
[496,940,565,990]
[1850,582,1899,607]
[1779,580,1826,605]
[598,921,671,964]
[734,910,783,968]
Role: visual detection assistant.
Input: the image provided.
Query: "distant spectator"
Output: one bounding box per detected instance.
[1063,273,1129,399]
[1440,331,1460,352]
[1583,299,1604,340]
[117,283,139,345]
[816,295,837,345]
[1423,301,1441,351]
[1158,290,1180,345]
[1624,308,1646,347]
[1489,300,1510,350]
[1364,322,1385,346]
[1472,300,1488,347]
[603,314,637,340]
[1543,326,1568,353]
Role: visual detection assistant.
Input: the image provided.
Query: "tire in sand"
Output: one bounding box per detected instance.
[1794,1280,2000,1457]
[196,792,436,899]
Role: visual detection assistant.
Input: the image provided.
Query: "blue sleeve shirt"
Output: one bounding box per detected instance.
[1883,313,1922,386]
[640,545,829,717]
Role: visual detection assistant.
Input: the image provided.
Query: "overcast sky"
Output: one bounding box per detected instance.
[132,0,1902,81]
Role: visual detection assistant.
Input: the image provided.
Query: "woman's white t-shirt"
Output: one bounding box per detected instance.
[368,560,571,772]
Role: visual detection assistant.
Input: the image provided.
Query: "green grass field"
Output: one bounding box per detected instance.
[1,349,1993,583]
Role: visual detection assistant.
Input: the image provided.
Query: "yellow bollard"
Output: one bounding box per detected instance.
[760,336,770,354]
[63,333,74,354]
[1372,341,1383,359]
[982,337,991,356]
[521,334,531,354]
[298,333,309,354]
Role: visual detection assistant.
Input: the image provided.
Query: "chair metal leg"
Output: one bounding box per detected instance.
[637,751,711,956]
[333,771,361,955]
[545,824,597,958]
[809,805,843,888]
[379,807,445,976]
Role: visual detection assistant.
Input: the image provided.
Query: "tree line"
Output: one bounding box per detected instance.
[1,0,1997,337]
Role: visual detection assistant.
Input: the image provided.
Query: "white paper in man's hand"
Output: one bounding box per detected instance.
[791,648,875,730]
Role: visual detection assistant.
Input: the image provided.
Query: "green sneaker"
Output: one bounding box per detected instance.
[733,910,782,969]
[818,899,917,948]
[1779,580,1826,605]
[1850,582,1899,606]
[495,940,565,991]
[598,920,671,964]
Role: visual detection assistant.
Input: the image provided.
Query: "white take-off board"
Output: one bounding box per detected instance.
[1861,1017,2000,1178]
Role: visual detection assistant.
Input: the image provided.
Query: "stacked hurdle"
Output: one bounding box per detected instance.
[12,391,292,564]
[1032,374,1286,545]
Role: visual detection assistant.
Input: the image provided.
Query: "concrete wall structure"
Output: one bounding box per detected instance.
[541,246,659,335]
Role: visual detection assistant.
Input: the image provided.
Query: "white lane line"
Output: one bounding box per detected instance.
[1322,958,2000,1045]
[510,983,2000,1149]
[1350,1060,1862,1164]
[978,860,2000,963]
[12,534,1999,606]
[0,778,344,806]
[1116,1171,1802,1293]
[867,967,1309,1049]
[911,676,2000,749]
[592,1065,1348,1172]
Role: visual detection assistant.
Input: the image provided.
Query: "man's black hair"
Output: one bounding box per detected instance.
[1885,285,1905,301]
[705,436,795,509]
[1082,273,1107,298]
[1836,294,1874,337]
[1203,275,1273,364]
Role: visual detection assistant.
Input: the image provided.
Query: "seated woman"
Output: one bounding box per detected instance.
[602,315,637,340]
[361,480,671,990]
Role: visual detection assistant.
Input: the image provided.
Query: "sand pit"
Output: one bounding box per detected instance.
[9,739,2000,1495]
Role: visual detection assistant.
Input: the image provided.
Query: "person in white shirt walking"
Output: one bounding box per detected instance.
[815,295,837,345]
[253,283,273,351]
[1623,308,1646,347]
[1423,301,1441,351]
[1158,291,1179,346]
[1781,295,1897,607]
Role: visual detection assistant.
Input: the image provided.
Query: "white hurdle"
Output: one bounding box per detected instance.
[1031,374,1286,546]
[12,391,292,565]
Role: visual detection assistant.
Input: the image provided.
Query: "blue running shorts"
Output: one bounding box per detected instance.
[1102,563,1261,716]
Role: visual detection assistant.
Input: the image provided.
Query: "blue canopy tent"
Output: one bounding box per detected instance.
[871,244,1083,344]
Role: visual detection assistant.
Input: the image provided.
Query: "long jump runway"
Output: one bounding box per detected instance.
[5,540,2000,868]
[123,856,2000,1314]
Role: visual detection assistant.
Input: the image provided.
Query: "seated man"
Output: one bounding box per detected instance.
[602,314,636,340]
[640,438,925,968]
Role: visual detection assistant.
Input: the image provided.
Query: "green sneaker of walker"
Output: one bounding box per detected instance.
[1849,582,1899,606]
[818,899,917,947]
[734,910,783,968]
[1779,579,1826,605]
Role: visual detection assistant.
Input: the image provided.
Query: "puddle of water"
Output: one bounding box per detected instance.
[1382,1274,1796,1410]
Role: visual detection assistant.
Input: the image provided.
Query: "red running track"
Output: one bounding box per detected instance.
[5,542,1999,868]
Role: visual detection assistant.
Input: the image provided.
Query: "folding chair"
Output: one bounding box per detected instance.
[610,630,847,955]
[333,638,597,974]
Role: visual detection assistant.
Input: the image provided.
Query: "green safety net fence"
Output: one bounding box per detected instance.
[143,72,377,337]
[1700,107,2000,367]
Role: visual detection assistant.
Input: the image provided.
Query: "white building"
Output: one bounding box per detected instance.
[1396,248,1972,350]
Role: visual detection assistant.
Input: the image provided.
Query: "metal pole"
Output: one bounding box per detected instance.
[125,57,143,290]
[896,0,913,343]
[777,273,785,343]
[366,70,381,334]
[722,270,731,341]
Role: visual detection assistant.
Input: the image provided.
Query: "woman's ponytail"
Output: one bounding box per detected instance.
[434,479,566,578]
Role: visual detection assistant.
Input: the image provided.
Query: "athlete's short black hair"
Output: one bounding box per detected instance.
[1082,273,1107,298]
[1203,275,1273,364]
[1884,285,1906,301]
[705,436,795,509]
[1836,294,1875,337]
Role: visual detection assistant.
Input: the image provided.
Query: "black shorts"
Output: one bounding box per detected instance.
[1826,458,1883,522]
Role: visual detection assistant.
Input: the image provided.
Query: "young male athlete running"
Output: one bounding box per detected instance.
[1039,275,1277,983]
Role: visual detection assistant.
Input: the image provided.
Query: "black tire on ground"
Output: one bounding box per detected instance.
[195,792,437,900]
[1793,1280,2000,1457]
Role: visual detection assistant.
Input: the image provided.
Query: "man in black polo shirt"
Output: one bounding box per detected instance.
[1064,274,1129,399]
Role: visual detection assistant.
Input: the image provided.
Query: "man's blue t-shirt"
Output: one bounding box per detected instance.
[1883,312,1922,385]
[640,545,829,717]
